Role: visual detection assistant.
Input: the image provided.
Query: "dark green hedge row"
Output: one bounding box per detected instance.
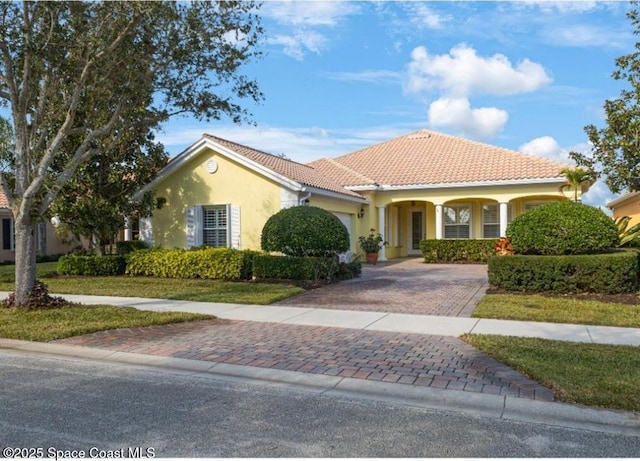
[126,248,257,280]
[57,255,127,276]
[115,240,149,255]
[252,254,361,283]
[488,251,640,294]
[421,239,499,263]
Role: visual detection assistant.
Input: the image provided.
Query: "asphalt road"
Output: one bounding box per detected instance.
[1,350,639,458]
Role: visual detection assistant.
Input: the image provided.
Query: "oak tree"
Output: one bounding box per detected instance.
[0,1,264,305]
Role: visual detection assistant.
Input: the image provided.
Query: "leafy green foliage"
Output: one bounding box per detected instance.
[570,6,640,194]
[560,167,595,202]
[420,239,498,263]
[261,206,350,257]
[57,255,127,276]
[614,216,640,247]
[358,229,386,253]
[506,202,619,255]
[115,240,150,256]
[487,251,639,294]
[126,248,256,280]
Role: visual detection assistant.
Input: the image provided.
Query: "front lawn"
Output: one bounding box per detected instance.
[463,334,640,412]
[473,294,640,328]
[0,304,213,342]
[0,262,305,305]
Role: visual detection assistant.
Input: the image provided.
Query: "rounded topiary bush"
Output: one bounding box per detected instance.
[261,206,350,257]
[506,201,619,255]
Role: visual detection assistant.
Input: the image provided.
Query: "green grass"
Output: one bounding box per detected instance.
[0,262,304,304]
[463,334,640,412]
[473,294,640,327]
[0,304,213,342]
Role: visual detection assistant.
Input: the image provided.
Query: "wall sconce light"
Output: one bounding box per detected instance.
[357,207,365,219]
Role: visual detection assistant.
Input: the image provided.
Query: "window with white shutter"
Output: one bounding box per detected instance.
[482,204,500,238]
[186,204,240,249]
[444,204,471,239]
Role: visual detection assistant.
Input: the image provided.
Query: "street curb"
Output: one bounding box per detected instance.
[1,339,638,437]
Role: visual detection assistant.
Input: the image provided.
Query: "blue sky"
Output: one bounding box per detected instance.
[158,0,636,210]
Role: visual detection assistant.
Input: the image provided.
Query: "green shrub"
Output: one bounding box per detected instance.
[126,248,255,280]
[261,206,350,257]
[36,253,65,263]
[57,255,127,276]
[488,251,639,294]
[420,239,498,263]
[252,254,342,283]
[115,240,149,255]
[506,202,619,255]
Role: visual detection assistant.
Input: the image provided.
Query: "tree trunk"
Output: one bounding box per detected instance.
[14,216,37,306]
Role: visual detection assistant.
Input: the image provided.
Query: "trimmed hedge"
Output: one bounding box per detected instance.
[252,254,339,283]
[57,255,127,276]
[488,251,640,294]
[115,240,149,255]
[506,201,619,255]
[126,248,256,280]
[421,239,499,263]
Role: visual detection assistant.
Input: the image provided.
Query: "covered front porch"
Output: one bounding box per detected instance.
[357,189,569,261]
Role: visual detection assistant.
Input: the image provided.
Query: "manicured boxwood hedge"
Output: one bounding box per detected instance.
[421,239,498,263]
[126,247,257,280]
[57,255,127,276]
[252,254,362,283]
[488,250,640,294]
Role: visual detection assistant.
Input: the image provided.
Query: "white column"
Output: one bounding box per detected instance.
[139,217,153,245]
[499,202,509,237]
[377,205,386,262]
[124,217,133,241]
[435,204,443,239]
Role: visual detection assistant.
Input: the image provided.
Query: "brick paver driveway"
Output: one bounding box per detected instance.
[275,258,488,317]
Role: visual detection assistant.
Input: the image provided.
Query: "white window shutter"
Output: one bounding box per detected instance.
[186,206,203,248]
[228,204,241,249]
[139,217,153,245]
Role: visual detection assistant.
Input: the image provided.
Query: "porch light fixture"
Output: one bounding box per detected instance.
[357,207,365,219]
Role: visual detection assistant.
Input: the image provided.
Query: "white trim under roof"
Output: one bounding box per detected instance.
[607,191,640,208]
[304,186,368,204]
[347,177,567,191]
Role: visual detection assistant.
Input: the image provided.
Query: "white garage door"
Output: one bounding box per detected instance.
[332,212,353,261]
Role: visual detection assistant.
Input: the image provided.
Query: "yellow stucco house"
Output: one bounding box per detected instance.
[136,129,578,261]
[608,191,640,227]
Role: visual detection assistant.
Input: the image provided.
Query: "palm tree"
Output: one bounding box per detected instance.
[561,167,596,202]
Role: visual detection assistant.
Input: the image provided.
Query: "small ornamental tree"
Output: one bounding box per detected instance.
[506,201,619,255]
[261,206,350,257]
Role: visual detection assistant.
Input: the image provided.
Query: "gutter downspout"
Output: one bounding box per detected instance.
[299,190,312,206]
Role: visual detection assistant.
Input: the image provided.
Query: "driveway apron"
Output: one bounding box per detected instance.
[52,260,557,402]
[275,259,489,317]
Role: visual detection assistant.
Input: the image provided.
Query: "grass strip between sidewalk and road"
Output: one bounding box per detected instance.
[0,304,214,342]
[0,262,305,305]
[463,334,640,412]
[473,294,640,328]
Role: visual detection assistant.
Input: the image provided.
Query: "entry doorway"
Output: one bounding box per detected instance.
[408,209,424,255]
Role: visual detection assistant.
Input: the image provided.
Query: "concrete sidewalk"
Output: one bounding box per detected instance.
[34,293,640,347]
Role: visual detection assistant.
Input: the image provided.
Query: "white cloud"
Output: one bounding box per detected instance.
[517,1,599,14]
[428,97,508,138]
[540,24,631,49]
[262,1,360,27]
[324,69,402,84]
[518,135,614,210]
[261,1,360,60]
[405,43,552,98]
[267,30,328,61]
[405,3,451,30]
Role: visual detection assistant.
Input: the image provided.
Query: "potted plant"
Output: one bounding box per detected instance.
[358,228,386,265]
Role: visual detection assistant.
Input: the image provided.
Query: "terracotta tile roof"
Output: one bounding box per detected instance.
[0,190,8,209]
[309,129,569,187]
[203,134,364,199]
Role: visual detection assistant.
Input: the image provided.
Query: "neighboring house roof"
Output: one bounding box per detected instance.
[309,129,569,189]
[0,191,8,209]
[137,134,366,202]
[607,191,640,209]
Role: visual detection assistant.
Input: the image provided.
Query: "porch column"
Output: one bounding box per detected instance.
[435,204,443,240]
[124,217,133,241]
[377,205,386,262]
[499,202,509,237]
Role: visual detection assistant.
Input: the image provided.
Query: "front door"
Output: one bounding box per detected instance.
[408,210,424,255]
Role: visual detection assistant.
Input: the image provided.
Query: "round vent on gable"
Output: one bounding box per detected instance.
[206,159,218,174]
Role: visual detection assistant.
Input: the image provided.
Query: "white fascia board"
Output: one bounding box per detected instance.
[134,136,304,199]
[358,177,567,191]
[305,186,369,203]
[607,191,640,208]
